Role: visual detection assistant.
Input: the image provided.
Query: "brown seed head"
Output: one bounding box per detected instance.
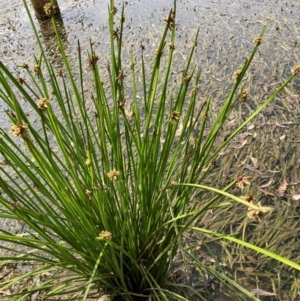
[233,69,241,79]
[56,69,63,77]
[155,48,163,57]
[190,87,197,97]
[19,62,29,69]
[170,111,180,122]
[111,6,117,15]
[113,27,120,39]
[163,10,175,30]
[140,43,146,51]
[88,53,99,68]
[169,43,175,50]
[118,99,126,110]
[210,160,217,168]
[183,74,191,85]
[253,37,262,46]
[17,77,26,85]
[242,194,257,204]
[116,69,126,82]
[239,89,248,103]
[33,64,40,77]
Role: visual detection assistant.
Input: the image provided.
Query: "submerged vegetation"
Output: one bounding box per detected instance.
[0,0,300,300]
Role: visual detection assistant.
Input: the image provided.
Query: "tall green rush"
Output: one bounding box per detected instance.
[0,0,300,300]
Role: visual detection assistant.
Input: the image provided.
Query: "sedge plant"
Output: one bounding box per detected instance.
[0,0,300,300]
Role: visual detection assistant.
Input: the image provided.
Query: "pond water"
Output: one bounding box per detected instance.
[1,0,300,300]
[1,0,300,128]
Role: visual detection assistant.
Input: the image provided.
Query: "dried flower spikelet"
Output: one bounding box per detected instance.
[247,202,271,222]
[10,124,29,138]
[111,5,117,15]
[88,53,99,68]
[17,77,26,85]
[233,69,241,79]
[107,169,120,181]
[170,111,180,122]
[116,69,125,82]
[242,194,257,204]
[183,74,192,85]
[155,48,163,57]
[19,62,29,69]
[253,37,262,46]
[33,64,40,77]
[292,65,300,74]
[96,230,112,240]
[171,181,178,185]
[113,27,120,39]
[239,90,248,103]
[44,3,51,16]
[163,10,175,30]
[236,175,250,189]
[44,3,58,16]
[140,43,146,51]
[85,189,93,199]
[38,98,50,110]
[210,160,217,168]
[118,99,126,109]
[56,69,63,77]
[190,87,197,97]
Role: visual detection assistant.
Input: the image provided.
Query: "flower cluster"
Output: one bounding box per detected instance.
[44,3,58,16]
[10,124,29,138]
[247,202,271,222]
[170,111,180,122]
[236,175,250,189]
[96,231,112,241]
[107,169,120,181]
[37,98,50,110]
[292,65,300,74]
[163,10,175,30]
[239,90,248,103]
[233,69,241,79]
[253,37,262,46]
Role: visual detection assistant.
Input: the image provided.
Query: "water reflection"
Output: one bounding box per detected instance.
[37,15,68,68]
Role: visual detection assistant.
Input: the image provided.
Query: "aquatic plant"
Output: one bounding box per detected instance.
[0,0,299,300]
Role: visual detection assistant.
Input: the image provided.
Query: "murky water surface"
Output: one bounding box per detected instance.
[1,0,300,127]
